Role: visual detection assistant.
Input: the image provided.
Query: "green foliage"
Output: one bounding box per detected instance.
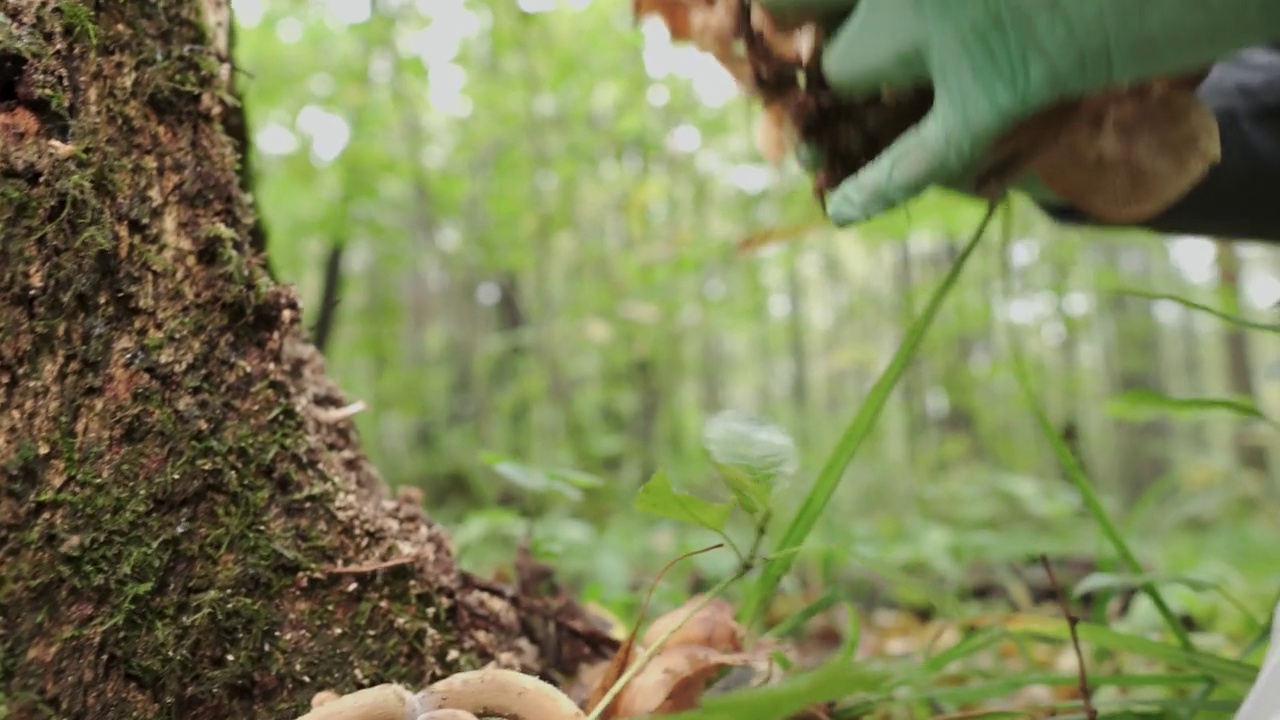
[481,452,605,502]
[743,202,999,626]
[235,1,1280,716]
[1107,389,1272,426]
[634,468,733,532]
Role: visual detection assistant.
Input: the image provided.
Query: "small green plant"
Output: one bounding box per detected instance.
[632,408,800,570]
[742,201,1001,627]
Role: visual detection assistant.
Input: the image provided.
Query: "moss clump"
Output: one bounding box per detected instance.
[0,2,490,718]
[54,2,97,47]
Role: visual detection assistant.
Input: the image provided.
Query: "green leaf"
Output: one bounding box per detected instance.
[546,467,607,490]
[702,410,798,481]
[712,463,772,518]
[633,468,733,532]
[702,410,798,516]
[1106,389,1269,424]
[701,409,798,491]
[741,201,999,627]
[480,453,586,501]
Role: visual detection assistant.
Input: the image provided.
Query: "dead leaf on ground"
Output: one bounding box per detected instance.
[616,646,757,717]
[641,594,744,653]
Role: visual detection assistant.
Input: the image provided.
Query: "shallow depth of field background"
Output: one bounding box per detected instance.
[232,0,1280,631]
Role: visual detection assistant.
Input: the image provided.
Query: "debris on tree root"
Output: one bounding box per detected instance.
[460,538,625,683]
[632,0,1220,224]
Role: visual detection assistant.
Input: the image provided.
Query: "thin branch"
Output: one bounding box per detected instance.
[311,240,346,352]
[1040,553,1096,720]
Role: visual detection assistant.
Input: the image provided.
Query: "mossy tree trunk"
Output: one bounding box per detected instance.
[0,2,545,717]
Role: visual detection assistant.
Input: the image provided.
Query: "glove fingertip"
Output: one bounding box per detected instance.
[824,181,890,227]
[825,107,984,226]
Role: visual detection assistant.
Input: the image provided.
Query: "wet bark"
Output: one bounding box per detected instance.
[0,2,568,718]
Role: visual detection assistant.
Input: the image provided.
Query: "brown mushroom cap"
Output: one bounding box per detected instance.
[415,668,587,720]
[293,684,422,720]
[1031,83,1221,223]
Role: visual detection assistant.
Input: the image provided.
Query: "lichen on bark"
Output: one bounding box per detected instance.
[0,2,538,718]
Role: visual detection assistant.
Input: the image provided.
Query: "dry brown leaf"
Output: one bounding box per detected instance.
[755,101,791,165]
[581,547,728,720]
[749,4,816,66]
[641,594,744,653]
[582,633,641,719]
[687,0,753,87]
[633,0,695,40]
[614,646,756,717]
[634,0,811,92]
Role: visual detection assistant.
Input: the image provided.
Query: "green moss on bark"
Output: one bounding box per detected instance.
[0,2,526,718]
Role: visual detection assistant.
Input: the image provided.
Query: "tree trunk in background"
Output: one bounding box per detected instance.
[894,238,925,458]
[785,248,809,421]
[494,272,531,457]
[1214,241,1271,478]
[1106,246,1171,503]
[0,2,554,717]
[933,241,978,442]
[1178,299,1207,451]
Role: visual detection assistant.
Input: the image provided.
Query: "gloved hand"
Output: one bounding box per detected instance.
[760,0,1280,227]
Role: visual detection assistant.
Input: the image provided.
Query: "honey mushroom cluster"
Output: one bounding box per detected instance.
[296,669,588,720]
[633,0,1222,225]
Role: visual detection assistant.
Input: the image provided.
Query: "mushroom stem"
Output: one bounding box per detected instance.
[415,668,587,720]
[417,710,482,720]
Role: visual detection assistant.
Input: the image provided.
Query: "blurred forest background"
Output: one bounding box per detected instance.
[232,0,1279,635]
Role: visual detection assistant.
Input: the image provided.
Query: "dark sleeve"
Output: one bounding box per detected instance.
[1041,45,1280,244]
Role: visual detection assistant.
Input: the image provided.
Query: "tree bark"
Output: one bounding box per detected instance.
[0,2,564,717]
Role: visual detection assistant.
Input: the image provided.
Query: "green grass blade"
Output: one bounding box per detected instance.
[742,201,999,627]
[919,627,1008,675]
[764,588,840,639]
[1107,287,1280,333]
[1106,388,1273,427]
[1010,348,1194,652]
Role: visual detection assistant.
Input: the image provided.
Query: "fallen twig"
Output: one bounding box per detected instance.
[1040,553,1096,720]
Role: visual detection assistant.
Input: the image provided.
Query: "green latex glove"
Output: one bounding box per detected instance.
[768,0,1280,227]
